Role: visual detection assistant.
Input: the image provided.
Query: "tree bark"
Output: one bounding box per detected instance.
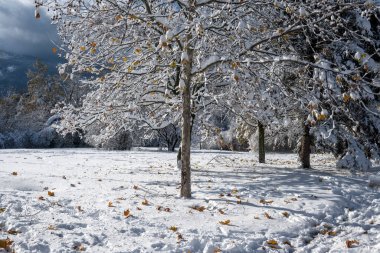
[300,122,311,168]
[180,39,194,199]
[258,121,265,163]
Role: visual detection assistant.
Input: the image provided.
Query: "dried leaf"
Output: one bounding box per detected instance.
[48,191,55,197]
[213,248,222,253]
[346,239,359,248]
[73,244,86,251]
[11,172,17,176]
[47,225,56,230]
[0,207,5,213]
[164,207,171,212]
[142,199,149,206]
[123,209,131,218]
[38,196,45,201]
[177,233,184,242]
[7,229,21,235]
[218,209,225,215]
[283,240,292,247]
[282,212,290,218]
[77,206,83,212]
[0,238,13,249]
[259,199,274,204]
[264,212,273,219]
[136,207,142,211]
[237,199,242,204]
[191,205,206,212]
[219,219,231,225]
[169,226,178,232]
[108,201,115,207]
[231,188,238,194]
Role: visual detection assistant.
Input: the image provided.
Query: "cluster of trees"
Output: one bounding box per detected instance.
[0,60,86,148]
[37,0,380,197]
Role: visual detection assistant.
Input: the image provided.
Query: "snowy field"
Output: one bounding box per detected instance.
[0,149,379,253]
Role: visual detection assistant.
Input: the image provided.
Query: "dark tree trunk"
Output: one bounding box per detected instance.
[300,122,311,168]
[258,121,265,163]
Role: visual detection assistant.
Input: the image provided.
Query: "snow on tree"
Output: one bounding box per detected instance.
[37,0,380,202]
[39,0,304,197]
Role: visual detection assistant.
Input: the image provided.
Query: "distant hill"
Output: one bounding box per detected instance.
[0,50,61,96]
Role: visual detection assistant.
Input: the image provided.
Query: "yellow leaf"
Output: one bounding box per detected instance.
[169,60,177,68]
[267,239,278,245]
[134,48,142,54]
[169,226,178,232]
[132,60,141,66]
[108,201,115,207]
[343,93,350,103]
[80,46,86,51]
[219,219,230,225]
[123,209,131,218]
[0,238,13,249]
[90,48,96,54]
[122,57,127,62]
[52,47,57,54]
[142,199,149,206]
[48,191,55,197]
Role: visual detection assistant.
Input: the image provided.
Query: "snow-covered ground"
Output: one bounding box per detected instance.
[0,149,379,253]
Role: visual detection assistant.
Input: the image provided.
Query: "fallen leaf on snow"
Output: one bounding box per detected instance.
[0,207,5,213]
[219,219,231,225]
[7,229,21,235]
[346,239,359,248]
[38,196,45,201]
[73,244,86,251]
[123,209,131,218]
[11,172,17,176]
[133,185,139,190]
[48,191,55,197]
[191,205,206,212]
[47,225,56,230]
[264,212,273,219]
[108,201,115,207]
[0,238,13,250]
[142,199,149,206]
[267,239,278,249]
[218,209,225,215]
[282,212,290,218]
[169,226,178,232]
[259,199,274,204]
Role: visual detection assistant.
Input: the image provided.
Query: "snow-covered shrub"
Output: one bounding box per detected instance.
[102,131,132,150]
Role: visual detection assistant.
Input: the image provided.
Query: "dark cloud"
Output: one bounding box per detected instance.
[0,0,60,59]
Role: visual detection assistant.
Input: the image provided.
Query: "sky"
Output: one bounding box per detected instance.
[0,0,60,59]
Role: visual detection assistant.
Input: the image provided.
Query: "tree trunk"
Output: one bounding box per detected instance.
[180,46,194,198]
[300,122,311,168]
[258,121,265,163]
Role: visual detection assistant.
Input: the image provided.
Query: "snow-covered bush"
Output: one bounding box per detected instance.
[102,131,132,150]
